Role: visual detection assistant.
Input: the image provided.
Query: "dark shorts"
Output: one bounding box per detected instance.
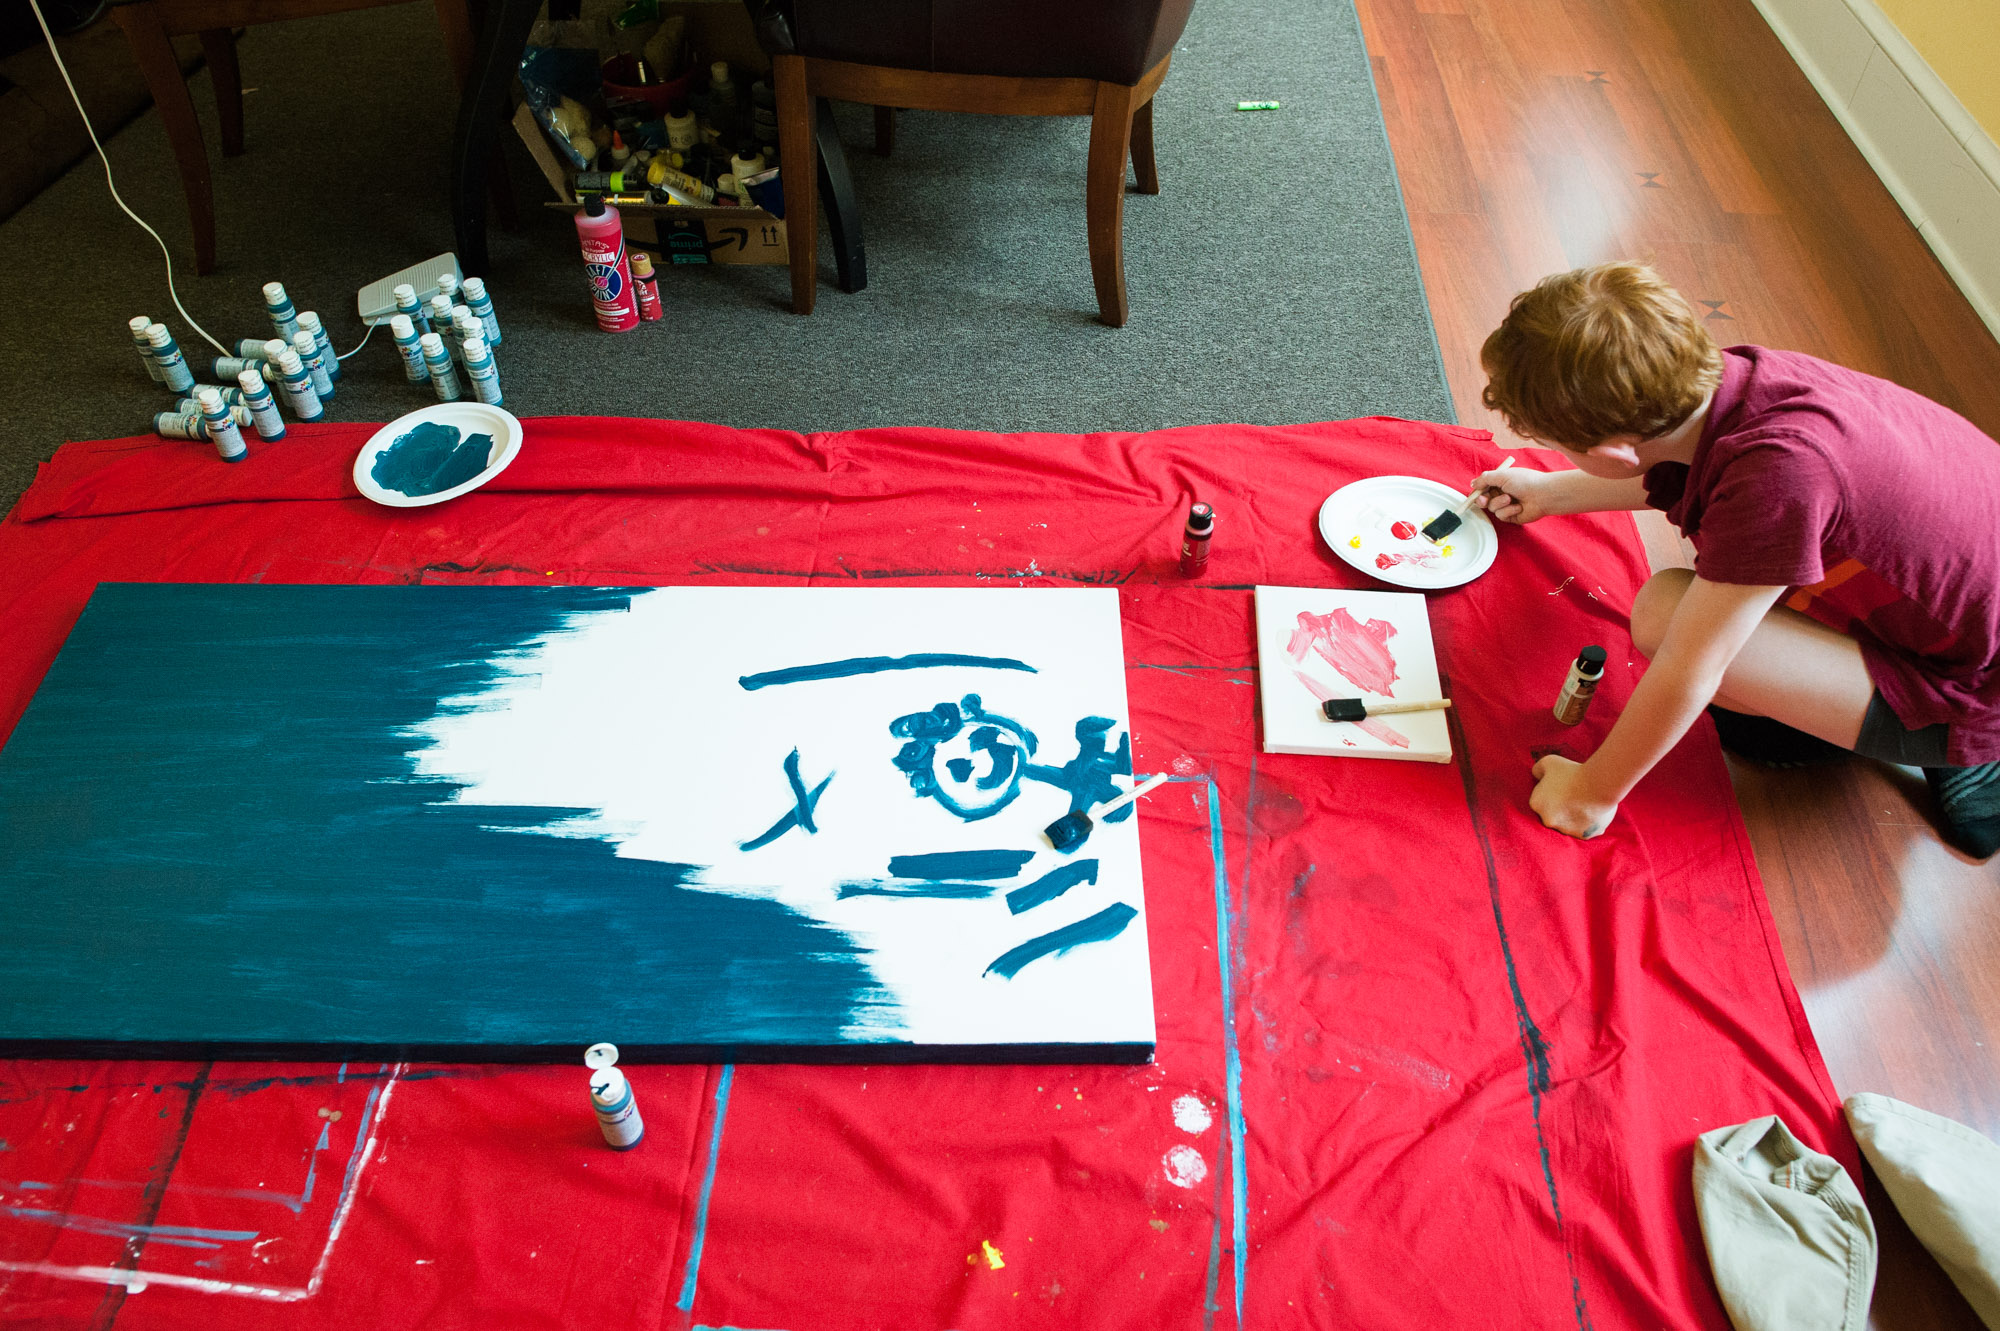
[1853,692,1953,767]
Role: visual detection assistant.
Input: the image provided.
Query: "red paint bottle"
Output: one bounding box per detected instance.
[575,196,640,333]
[630,250,664,322]
[1179,502,1215,578]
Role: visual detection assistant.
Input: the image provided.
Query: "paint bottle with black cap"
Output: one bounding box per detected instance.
[1179,502,1215,578]
[1554,645,1608,725]
[586,1042,644,1150]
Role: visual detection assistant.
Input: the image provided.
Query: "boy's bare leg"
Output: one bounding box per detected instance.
[1630,568,1873,748]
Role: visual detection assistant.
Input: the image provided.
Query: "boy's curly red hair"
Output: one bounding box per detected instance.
[1480,262,1721,448]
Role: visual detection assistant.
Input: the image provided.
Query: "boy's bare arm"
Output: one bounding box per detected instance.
[1530,577,1788,837]
[1472,467,1651,523]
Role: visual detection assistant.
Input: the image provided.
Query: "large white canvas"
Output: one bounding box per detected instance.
[1254,585,1452,762]
[407,586,1155,1052]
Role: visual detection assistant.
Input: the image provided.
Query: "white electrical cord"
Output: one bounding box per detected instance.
[32,0,377,363]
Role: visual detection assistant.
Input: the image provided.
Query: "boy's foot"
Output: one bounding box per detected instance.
[1922,764,2000,858]
[1706,706,1848,769]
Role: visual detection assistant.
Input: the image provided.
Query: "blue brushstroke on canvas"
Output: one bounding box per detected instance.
[1005,860,1099,915]
[884,850,1032,880]
[835,880,998,900]
[737,653,1036,691]
[0,584,891,1048]
[369,421,493,496]
[984,902,1138,979]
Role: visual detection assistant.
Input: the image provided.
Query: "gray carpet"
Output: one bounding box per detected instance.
[0,0,1452,519]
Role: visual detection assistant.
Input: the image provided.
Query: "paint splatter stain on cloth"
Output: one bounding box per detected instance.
[1285,607,1400,696]
[369,421,493,497]
[1163,1144,1208,1188]
[1171,1095,1212,1134]
[981,1240,1006,1269]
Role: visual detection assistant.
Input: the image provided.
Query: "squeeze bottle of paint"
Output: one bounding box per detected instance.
[153,410,208,440]
[452,306,483,359]
[665,109,699,152]
[1554,646,1608,725]
[292,331,336,401]
[575,196,640,333]
[427,295,458,357]
[393,283,430,337]
[272,347,324,422]
[130,315,165,384]
[145,323,196,393]
[235,337,276,359]
[461,276,502,344]
[630,250,664,322]
[463,336,503,406]
[238,368,286,440]
[1179,502,1215,578]
[298,311,340,383]
[175,387,246,413]
[198,387,248,463]
[212,356,268,382]
[264,281,301,341]
[390,313,430,382]
[585,1043,643,1150]
[420,333,462,401]
[434,272,460,317]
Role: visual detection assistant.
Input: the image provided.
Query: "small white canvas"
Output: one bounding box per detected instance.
[1254,585,1452,762]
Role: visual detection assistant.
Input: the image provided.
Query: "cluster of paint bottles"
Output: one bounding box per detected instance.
[387,272,506,405]
[133,272,509,463]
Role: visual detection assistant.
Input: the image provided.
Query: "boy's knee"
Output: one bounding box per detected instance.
[1630,568,1695,658]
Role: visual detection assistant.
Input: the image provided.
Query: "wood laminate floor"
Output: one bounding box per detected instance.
[1352,0,2000,1323]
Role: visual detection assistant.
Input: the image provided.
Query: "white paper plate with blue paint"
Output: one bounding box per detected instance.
[1317,475,1499,590]
[353,402,523,508]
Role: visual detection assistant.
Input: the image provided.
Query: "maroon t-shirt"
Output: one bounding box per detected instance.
[1644,346,2000,765]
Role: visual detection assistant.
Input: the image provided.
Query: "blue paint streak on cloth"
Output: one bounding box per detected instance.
[885,849,1032,880]
[369,421,493,496]
[984,902,1138,979]
[1005,859,1099,915]
[737,653,1036,691]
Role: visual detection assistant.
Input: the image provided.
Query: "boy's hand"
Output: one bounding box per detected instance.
[1529,754,1618,839]
[1469,467,1553,523]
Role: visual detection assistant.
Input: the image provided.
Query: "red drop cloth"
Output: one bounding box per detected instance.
[0,417,1851,1331]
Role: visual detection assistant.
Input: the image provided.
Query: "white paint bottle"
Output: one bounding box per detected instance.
[463,335,503,406]
[428,295,459,359]
[298,310,340,382]
[292,331,335,401]
[264,281,301,341]
[390,313,430,382]
[462,276,502,345]
[420,333,461,401]
[235,337,277,359]
[272,346,324,422]
[198,387,248,463]
[146,323,196,393]
[130,315,165,383]
[585,1043,644,1150]
[153,410,208,440]
[393,283,431,338]
[238,368,287,440]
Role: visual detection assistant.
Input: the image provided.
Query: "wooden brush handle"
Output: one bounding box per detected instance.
[1367,698,1453,715]
[1458,455,1516,513]
[1094,770,1173,816]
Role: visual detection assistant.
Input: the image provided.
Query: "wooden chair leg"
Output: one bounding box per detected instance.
[774,53,817,315]
[816,97,866,294]
[873,104,894,156]
[1130,95,1158,195]
[1086,81,1136,327]
[198,28,243,158]
[115,3,217,274]
[450,0,540,274]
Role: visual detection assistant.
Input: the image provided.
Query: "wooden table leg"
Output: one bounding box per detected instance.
[1086,81,1135,327]
[451,0,539,276]
[114,3,216,274]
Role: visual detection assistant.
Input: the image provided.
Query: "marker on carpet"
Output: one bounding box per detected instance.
[1043,771,1173,853]
[1420,455,1514,543]
[1321,697,1452,722]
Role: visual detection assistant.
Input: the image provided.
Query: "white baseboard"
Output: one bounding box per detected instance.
[1750,0,2000,344]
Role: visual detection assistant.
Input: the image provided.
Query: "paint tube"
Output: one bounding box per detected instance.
[130,315,165,384]
[238,368,287,440]
[291,331,335,401]
[1553,646,1607,725]
[584,1044,643,1150]
[420,332,461,401]
[393,283,431,338]
[461,276,502,344]
[264,281,301,341]
[153,410,208,440]
[272,346,323,421]
[145,323,196,393]
[645,158,715,202]
[212,356,271,382]
[198,387,248,463]
[298,311,340,382]
[428,295,458,358]
[390,313,429,382]
[235,337,277,359]
[630,250,663,322]
[463,335,503,406]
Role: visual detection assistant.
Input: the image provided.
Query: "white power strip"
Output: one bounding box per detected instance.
[358,252,464,324]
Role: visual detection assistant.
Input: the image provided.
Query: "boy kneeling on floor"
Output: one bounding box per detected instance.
[1472,261,2000,856]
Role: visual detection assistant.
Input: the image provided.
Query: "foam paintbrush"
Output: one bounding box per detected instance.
[1043,771,1174,854]
[1420,455,1514,544]
[1321,697,1452,722]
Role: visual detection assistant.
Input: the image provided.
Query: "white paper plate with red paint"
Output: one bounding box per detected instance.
[1317,476,1500,590]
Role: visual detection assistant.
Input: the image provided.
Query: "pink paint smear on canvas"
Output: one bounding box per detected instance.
[1289,669,1411,750]
[1286,607,1401,696]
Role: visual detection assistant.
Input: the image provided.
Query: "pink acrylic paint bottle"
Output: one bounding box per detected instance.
[575,197,640,333]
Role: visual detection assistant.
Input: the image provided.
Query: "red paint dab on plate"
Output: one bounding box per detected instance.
[1390,520,1418,541]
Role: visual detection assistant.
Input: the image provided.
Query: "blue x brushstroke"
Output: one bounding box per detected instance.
[740,749,832,851]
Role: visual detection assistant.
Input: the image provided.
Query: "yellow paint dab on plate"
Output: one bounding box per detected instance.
[982,1240,1006,1270]
[1347,535,1362,549]
[1440,544,1455,557]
